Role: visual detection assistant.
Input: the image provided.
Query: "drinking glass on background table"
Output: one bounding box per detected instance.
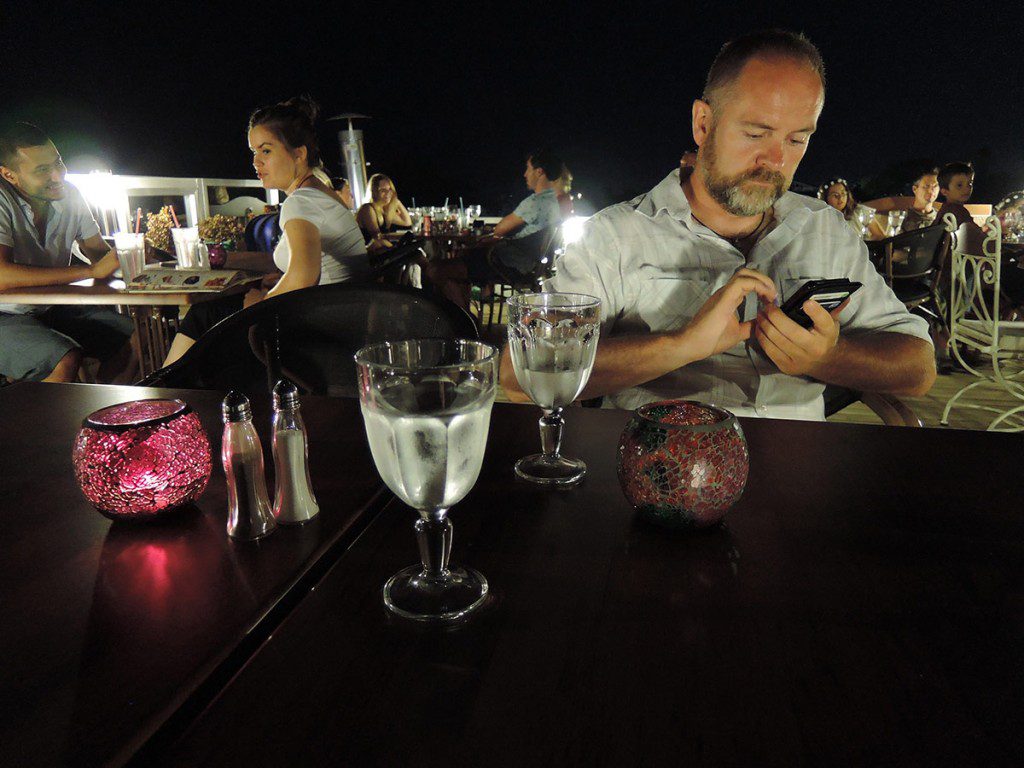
[887,210,907,236]
[356,339,497,623]
[507,293,601,486]
[170,227,209,270]
[112,232,145,281]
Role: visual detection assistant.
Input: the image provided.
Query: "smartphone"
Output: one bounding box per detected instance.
[779,278,862,328]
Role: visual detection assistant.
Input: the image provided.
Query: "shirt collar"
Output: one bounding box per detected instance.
[0,177,63,218]
[635,167,819,233]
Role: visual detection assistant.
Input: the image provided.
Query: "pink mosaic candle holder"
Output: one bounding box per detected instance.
[617,400,749,530]
[72,399,212,522]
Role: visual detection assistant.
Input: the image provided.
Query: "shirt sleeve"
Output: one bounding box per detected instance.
[546,214,627,332]
[279,193,324,231]
[0,201,14,248]
[833,222,933,345]
[67,184,101,240]
[512,195,536,226]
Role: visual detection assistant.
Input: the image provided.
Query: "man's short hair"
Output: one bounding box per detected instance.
[0,122,51,168]
[938,161,974,190]
[913,167,940,185]
[526,149,565,182]
[702,29,826,109]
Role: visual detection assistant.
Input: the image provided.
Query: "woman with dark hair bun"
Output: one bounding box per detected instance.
[162,95,368,366]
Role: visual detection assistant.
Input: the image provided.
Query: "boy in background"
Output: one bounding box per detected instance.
[937,162,976,228]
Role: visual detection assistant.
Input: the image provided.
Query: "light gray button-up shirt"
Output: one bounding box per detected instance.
[0,179,101,314]
[511,187,561,239]
[548,169,932,420]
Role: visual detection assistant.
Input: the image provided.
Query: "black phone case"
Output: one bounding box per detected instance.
[780,279,862,328]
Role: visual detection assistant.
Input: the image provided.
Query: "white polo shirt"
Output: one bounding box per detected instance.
[548,169,932,420]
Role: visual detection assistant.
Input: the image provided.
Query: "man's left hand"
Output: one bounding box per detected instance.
[753,299,848,377]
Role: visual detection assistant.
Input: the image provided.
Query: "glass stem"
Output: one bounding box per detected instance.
[415,512,452,578]
[539,408,564,458]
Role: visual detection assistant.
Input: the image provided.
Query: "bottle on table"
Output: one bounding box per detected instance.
[221,391,277,540]
[271,379,320,525]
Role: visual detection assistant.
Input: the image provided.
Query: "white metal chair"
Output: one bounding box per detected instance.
[940,214,1024,430]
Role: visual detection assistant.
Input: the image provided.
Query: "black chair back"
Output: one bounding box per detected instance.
[887,223,948,280]
[139,283,478,397]
[487,225,562,289]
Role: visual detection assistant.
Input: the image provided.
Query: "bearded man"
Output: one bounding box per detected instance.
[500,29,935,419]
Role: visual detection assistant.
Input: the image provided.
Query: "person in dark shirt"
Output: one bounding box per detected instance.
[901,168,940,232]
[936,162,977,229]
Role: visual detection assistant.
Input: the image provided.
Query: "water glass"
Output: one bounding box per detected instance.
[356,339,497,623]
[112,232,146,281]
[170,227,209,270]
[507,293,601,485]
[888,210,907,236]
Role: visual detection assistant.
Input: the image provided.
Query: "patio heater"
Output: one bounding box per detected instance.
[328,113,370,207]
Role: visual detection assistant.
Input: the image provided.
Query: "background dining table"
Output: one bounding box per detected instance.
[0,252,275,376]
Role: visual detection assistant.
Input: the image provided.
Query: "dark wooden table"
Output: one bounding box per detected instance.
[0,382,387,767]
[158,405,1024,767]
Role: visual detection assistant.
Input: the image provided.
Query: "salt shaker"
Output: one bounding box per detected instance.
[222,391,276,540]
[271,380,320,524]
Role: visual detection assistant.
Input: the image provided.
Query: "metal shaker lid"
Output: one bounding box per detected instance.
[222,390,252,422]
[272,379,300,411]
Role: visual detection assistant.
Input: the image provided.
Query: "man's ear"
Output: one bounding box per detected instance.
[692,99,712,148]
[0,165,16,185]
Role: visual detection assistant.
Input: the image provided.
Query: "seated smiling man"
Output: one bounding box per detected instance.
[0,122,133,382]
[500,30,935,420]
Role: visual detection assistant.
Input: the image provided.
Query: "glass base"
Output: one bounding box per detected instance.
[514,453,587,486]
[383,564,488,623]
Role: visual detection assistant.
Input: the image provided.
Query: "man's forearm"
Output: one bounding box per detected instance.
[0,262,93,291]
[808,332,936,397]
[499,331,696,403]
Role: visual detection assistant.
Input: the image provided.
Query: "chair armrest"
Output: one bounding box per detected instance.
[859,392,923,427]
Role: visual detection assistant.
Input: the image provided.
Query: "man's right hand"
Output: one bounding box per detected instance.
[89,250,120,281]
[678,268,777,361]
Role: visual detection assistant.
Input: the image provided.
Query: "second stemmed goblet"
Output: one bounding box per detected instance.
[356,339,497,623]
[507,292,601,486]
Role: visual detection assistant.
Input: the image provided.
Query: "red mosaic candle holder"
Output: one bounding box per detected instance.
[617,400,749,530]
[72,399,212,522]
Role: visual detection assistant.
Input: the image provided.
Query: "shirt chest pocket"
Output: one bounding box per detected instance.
[636,275,713,331]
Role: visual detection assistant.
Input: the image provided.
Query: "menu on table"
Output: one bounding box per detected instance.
[124,269,261,293]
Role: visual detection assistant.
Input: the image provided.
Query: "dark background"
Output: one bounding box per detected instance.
[3,0,1022,214]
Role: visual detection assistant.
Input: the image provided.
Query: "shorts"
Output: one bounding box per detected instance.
[0,306,134,381]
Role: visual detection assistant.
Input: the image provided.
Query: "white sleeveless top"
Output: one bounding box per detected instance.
[273,188,370,283]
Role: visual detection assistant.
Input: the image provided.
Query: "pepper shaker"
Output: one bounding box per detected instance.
[222,391,276,540]
[271,380,320,524]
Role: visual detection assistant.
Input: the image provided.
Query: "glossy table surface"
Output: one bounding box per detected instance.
[159,405,1024,767]
[0,382,386,767]
[0,252,274,307]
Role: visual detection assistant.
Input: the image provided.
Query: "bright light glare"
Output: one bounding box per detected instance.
[66,171,125,211]
[561,215,588,245]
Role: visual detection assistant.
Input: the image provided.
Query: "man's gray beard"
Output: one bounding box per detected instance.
[699,136,789,216]
[707,175,785,216]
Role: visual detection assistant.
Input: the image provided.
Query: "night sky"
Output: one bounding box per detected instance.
[5,1,1022,214]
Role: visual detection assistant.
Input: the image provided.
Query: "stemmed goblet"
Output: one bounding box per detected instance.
[356,339,497,623]
[507,292,601,486]
[887,209,907,236]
